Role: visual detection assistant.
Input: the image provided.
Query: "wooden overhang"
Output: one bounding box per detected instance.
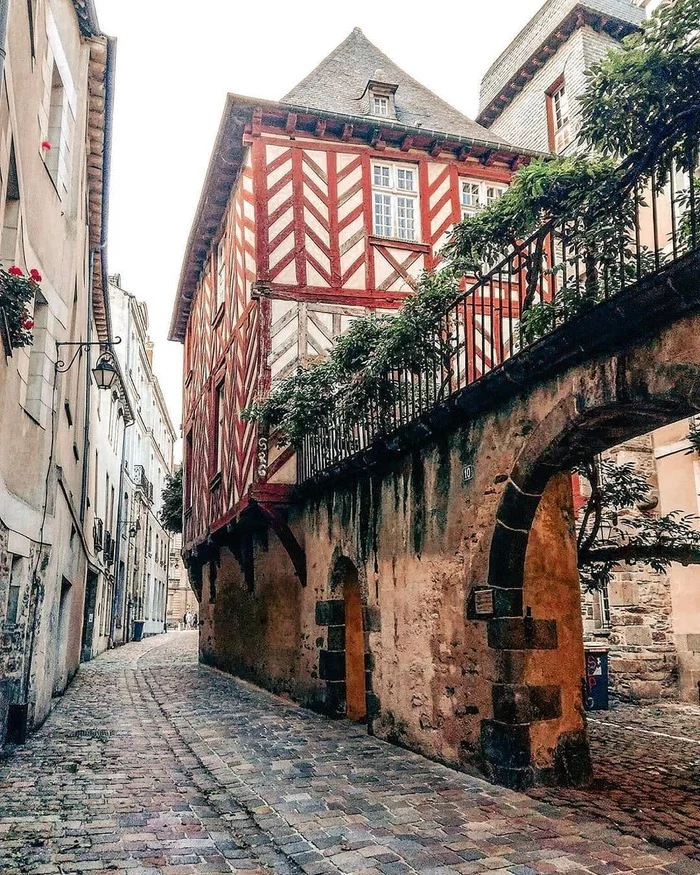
[476,5,641,129]
[77,8,134,424]
[168,94,543,344]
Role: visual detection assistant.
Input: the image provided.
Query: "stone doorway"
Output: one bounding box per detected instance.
[318,556,368,721]
[343,566,367,722]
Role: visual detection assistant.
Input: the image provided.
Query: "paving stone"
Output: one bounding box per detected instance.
[0,632,698,875]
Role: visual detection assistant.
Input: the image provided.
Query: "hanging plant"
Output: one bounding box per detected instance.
[0,265,41,350]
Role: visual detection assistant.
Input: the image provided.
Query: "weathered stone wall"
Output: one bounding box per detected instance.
[201,430,588,786]
[581,436,680,701]
[197,277,700,787]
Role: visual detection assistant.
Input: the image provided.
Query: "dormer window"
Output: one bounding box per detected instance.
[371,93,390,117]
[364,71,398,120]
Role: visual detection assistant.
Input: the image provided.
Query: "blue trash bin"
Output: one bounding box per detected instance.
[584,647,609,711]
[133,620,144,642]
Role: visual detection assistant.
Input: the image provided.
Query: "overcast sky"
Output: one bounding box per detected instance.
[97,0,545,459]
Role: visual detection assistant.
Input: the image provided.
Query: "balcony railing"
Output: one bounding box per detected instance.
[300,162,699,483]
[133,464,154,503]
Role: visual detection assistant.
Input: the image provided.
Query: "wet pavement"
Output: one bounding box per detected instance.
[0,632,698,875]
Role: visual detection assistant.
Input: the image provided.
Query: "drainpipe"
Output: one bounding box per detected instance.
[109,293,133,645]
[0,0,10,86]
[79,249,95,524]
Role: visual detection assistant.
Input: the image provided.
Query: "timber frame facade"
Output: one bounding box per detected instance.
[169,30,539,562]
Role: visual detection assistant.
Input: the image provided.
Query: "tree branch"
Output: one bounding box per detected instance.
[581,542,700,566]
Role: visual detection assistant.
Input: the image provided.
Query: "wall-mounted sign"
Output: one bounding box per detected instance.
[462,464,474,484]
[474,588,494,616]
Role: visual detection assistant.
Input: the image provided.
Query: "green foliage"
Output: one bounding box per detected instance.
[246,0,700,449]
[244,269,460,446]
[160,467,183,534]
[0,265,39,349]
[578,0,700,183]
[687,420,700,455]
[576,458,700,591]
[444,157,622,276]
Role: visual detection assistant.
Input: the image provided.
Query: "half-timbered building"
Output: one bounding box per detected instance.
[170,28,536,567]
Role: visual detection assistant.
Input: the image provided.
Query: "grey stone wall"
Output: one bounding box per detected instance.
[581,437,680,701]
[487,27,621,155]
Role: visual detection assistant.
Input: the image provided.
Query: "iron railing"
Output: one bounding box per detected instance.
[299,163,699,483]
[133,464,154,502]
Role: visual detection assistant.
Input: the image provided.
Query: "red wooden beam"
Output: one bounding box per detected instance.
[370,128,385,150]
[256,502,307,587]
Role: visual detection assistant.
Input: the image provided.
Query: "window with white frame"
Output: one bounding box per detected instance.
[216,236,226,311]
[460,178,507,219]
[372,162,419,241]
[371,93,390,117]
[550,82,571,153]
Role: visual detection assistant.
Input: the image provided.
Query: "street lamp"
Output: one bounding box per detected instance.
[92,350,119,390]
[55,336,122,388]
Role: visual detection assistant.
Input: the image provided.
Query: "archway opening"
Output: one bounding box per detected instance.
[330,556,367,722]
[484,386,700,847]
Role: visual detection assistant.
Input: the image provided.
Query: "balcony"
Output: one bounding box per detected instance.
[93,517,103,553]
[104,530,115,566]
[133,465,154,503]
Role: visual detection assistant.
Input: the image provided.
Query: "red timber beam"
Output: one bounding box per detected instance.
[256,501,307,587]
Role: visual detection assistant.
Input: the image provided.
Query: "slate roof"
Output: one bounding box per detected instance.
[478,0,644,119]
[283,27,513,147]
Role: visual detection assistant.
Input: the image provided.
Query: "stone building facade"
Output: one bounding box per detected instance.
[477,0,700,703]
[108,276,176,643]
[0,0,128,744]
[166,532,198,630]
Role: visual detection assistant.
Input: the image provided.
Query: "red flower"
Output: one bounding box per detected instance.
[8,266,23,276]
[21,317,34,331]
[41,140,52,151]
[29,268,42,283]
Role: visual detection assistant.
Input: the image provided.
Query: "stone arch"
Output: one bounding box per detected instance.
[317,553,370,721]
[488,362,700,601]
[480,361,700,789]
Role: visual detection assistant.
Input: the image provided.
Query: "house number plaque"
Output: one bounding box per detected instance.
[474,588,494,616]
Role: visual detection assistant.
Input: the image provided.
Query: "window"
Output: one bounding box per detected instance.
[371,94,389,117]
[45,64,66,190]
[213,380,225,475]
[1,142,20,264]
[216,237,226,311]
[184,430,193,507]
[6,556,24,624]
[372,162,419,241]
[547,79,571,153]
[460,178,507,220]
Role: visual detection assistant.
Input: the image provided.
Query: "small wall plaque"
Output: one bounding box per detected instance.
[462,464,474,484]
[474,588,494,616]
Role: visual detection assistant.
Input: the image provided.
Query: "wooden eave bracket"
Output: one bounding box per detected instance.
[256,501,307,586]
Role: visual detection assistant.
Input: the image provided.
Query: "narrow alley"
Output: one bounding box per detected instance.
[0,633,698,875]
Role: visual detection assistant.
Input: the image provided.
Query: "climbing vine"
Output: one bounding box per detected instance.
[245,0,700,447]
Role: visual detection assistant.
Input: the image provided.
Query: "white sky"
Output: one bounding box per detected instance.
[97,0,545,459]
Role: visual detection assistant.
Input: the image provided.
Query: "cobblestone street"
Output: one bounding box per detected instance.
[1,632,699,875]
